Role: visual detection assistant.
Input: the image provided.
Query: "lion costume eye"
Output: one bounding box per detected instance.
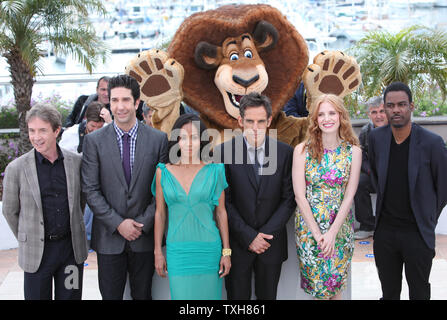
[230,53,239,61]
[244,50,253,58]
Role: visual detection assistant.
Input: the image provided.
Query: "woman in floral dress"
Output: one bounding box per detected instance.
[292,94,362,299]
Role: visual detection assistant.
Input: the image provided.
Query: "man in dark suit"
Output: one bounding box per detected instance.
[215,92,296,300]
[369,82,447,300]
[81,74,168,300]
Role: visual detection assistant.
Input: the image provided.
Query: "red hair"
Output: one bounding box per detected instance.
[305,94,359,163]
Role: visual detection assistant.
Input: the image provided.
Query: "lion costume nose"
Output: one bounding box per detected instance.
[232,74,259,87]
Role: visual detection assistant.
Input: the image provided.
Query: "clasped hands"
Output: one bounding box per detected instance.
[117,218,144,241]
[314,229,337,259]
[248,232,273,254]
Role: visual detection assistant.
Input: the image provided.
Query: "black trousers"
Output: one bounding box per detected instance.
[373,222,435,300]
[353,172,376,231]
[225,256,282,300]
[97,242,155,300]
[24,237,84,300]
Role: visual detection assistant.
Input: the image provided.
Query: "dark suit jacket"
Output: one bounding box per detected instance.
[359,122,374,175]
[81,122,168,254]
[368,123,447,249]
[215,135,296,264]
[65,94,89,127]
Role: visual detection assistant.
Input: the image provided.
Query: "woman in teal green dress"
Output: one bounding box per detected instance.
[152,114,231,300]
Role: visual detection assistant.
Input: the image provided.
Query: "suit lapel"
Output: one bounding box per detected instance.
[106,124,129,190]
[378,127,392,196]
[61,149,75,216]
[23,150,43,215]
[257,136,270,196]
[238,135,258,191]
[408,123,420,198]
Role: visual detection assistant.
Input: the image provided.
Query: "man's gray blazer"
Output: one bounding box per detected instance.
[2,148,88,273]
[81,123,168,254]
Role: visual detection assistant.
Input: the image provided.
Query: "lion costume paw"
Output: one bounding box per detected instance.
[303,50,361,110]
[125,49,184,135]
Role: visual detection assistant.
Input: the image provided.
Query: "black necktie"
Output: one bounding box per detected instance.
[253,148,261,184]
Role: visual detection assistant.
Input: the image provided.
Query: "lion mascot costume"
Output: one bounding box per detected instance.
[125,4,361,146]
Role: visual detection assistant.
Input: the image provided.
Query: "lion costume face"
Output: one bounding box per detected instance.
[168,4,309,129]
[195,32,271,119]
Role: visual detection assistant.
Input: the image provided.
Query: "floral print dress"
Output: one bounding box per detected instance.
[295,141,354,299]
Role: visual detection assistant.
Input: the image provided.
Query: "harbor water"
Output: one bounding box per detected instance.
[0,0,446,105]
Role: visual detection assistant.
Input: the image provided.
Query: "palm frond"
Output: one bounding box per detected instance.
[0,0,23,19]
[1,0,109,73]
[351,25,447,101]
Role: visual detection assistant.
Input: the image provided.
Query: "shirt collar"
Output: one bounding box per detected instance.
[243,135,266,153]
[113,120,138,139]
[35,144,64,164]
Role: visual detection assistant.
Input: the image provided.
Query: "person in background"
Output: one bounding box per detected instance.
[282,82,309,118]
[141,102,154,127]
[354,96,388,240]
[65,76,111,127]
[59,102,108,153]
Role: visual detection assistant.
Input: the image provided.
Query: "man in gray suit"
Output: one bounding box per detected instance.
[82,74,168,300]
[2,104,88,300]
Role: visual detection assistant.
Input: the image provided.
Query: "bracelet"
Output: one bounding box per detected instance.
[222,248,232,257]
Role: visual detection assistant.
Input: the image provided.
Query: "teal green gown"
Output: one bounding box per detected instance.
[151,162,228,300]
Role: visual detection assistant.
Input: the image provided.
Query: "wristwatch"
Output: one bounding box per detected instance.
[222,248,232,257]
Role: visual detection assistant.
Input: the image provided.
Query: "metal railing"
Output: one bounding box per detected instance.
[0,72,123,106]
[0,72,119,86]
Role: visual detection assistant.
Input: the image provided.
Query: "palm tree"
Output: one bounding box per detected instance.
[0,0,109,154]
[348,25,447,103]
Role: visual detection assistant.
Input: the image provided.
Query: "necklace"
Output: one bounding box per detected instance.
[323,140,341,150]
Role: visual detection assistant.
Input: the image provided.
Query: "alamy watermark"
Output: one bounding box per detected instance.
[64,265,80,290]
[168,122,278,175]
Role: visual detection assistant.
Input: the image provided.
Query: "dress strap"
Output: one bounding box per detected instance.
[211,163,228,206]
[156,162,166,170]
[151,162,169,198]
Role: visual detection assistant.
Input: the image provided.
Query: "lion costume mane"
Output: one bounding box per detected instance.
[125,4,361,146]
